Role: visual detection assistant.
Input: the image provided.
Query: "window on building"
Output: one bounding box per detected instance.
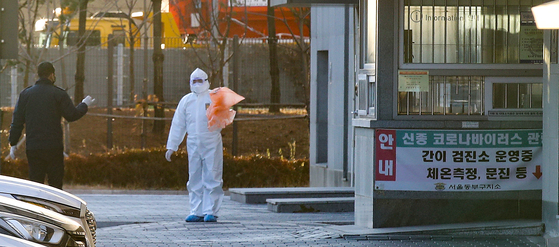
[112,30,126,45]
[191,13,200,28]
[403,0,545,64]
[484,77,542,117]
[65,30,101,46]
[551,30,559,64]
[194,0,202,9]
[363,0,377,65]
[356,73,377,118]
[317,51,329,163]
[38,33,53,48]
[398,76,484,115]
[492,83,542,109]
[356,0,377,120]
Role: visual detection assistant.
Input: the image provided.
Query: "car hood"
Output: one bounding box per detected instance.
[0,175,85,209]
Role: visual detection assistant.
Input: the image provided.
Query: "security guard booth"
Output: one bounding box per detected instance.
[274,0,552,231]
[354,0,545,228]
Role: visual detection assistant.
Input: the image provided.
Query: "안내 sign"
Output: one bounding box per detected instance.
[374,129,542,192]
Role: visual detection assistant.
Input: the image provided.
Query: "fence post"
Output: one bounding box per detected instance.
[141,18,149,149]
[107,40,114,149]
[63,121,70,155]
[10,65,17,107]
[232,35,239,156]
[117,43,124,106]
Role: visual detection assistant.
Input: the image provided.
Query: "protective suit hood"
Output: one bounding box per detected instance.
[190,68,210,94]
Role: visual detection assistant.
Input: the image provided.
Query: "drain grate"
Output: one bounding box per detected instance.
[292,227,344,239]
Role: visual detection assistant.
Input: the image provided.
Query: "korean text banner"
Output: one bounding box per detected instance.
[374,129,542,191]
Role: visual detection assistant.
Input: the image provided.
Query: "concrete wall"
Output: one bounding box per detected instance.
[309,6,354,188]
[354,127,375,228]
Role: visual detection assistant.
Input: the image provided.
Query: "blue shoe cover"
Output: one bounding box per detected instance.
[204,214,217,222]
[185,215,204,222]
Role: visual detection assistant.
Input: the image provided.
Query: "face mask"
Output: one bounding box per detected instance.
[191,81,209,94]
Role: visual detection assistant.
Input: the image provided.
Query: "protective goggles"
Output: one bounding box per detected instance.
[192,78,207,84]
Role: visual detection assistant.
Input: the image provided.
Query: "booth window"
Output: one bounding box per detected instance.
[356,0,377,119]
[492,83,542,109]
[363,0,376,65]
[398,76,484,115]
[484,77,542,117]
[356,73,376,118]
[403,0,544,64]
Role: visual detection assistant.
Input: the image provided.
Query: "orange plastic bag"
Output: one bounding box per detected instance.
[206,87,245,131]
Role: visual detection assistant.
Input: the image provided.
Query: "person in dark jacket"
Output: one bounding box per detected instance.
[8,62,95,189]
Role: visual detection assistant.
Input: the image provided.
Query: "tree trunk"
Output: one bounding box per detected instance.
[23,60,31,88]
[59,17,69,90]
[152,0,166,133]
[74,0,88,104]
[267,4,280,113]
[299,16,310,117]
[217,38,227,87]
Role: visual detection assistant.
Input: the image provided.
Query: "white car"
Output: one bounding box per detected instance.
[0,195,88,246]
[0,175,96,246]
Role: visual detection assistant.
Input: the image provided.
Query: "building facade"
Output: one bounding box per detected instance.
[308,5,355,188]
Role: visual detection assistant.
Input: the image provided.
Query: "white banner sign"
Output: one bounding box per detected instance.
[374,129,542,191]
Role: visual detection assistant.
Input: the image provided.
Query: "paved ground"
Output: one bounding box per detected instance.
[73,191,547,247]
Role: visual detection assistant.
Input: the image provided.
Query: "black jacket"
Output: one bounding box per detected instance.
[9,78,88,150]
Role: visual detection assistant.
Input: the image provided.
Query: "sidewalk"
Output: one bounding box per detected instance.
[72,190,546,247]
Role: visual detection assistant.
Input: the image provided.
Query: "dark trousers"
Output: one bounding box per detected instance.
[26,148,64,189]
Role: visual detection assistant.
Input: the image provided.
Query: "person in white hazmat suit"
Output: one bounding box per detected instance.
[165,68,224,223]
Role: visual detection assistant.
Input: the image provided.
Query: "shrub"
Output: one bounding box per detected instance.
[0,148,309,190]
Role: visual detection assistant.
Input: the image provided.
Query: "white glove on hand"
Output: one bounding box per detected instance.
[165,149,174,162]
[82,95,95,106]
[9,146,17,160]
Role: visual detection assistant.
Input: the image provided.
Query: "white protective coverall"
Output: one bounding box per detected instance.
[166,68,224,217]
